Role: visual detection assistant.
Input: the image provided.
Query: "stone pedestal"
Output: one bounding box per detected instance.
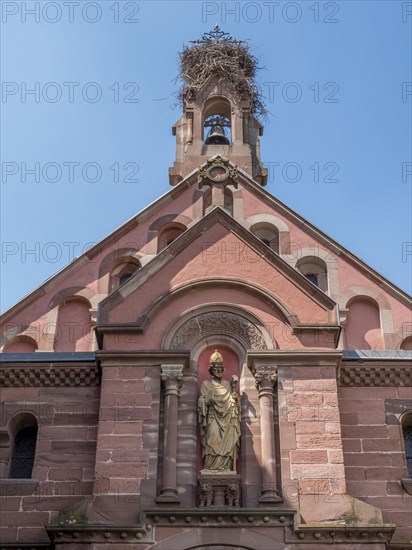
[197,473,240,508]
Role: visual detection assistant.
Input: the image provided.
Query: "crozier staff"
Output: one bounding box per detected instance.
[198,350,241,472]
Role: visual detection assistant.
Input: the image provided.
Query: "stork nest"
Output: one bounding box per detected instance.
[176,40,267,120]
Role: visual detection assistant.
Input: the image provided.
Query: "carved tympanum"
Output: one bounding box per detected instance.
[171,312,267,350]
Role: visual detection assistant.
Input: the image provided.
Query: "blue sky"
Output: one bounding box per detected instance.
[1,0,411,313]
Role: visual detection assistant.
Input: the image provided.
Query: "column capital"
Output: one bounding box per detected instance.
[254,365,277,392]
[160,364,183,396]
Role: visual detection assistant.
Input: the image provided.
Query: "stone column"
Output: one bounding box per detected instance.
[186,111,193,144]
[255,365,282,505]
[156,364,183,504]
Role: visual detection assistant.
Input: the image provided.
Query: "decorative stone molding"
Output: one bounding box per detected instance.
[340,366,412,386]
[160,365,183,395]
[198,157,239,188]
[46,525,152,544]
[255,365,278,391]
[96,350,190,367]
[0,366,100,387]
[144,507,295,527]
[170,311,268,351]
[285,524,395,545]
[197,474,240,507]
[248,350,342,368]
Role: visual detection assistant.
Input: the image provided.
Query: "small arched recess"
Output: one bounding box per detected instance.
[250,222,279,253]
[109,256,141,292]
[3,335,38,353]
[54,297,92,352]
[296,256,328,293]
[157,223,186,253]
[345,297,383,350]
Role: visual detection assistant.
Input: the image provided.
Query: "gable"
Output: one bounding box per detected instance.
[97,208,339,350]
[1,156,410,353]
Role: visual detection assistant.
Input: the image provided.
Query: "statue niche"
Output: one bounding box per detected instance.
[197,350,241,507]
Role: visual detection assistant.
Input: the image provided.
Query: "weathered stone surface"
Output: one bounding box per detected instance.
[290,450,328,464]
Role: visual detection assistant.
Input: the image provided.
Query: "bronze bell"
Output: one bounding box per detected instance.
[205,124,230,145]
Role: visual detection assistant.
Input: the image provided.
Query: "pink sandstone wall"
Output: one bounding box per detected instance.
[0,382,99,543]
[339,384,412,541]
[91,364,153,524]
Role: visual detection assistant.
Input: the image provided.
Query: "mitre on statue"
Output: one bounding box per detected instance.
[209,350,223,364]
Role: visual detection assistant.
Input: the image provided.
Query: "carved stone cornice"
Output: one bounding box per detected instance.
[248,350,342,369]
[0,366,100,387]
[286,524,395,545]
[95,351,190,368]
[46,525,152,544]
[339,365,412,386]
[144,507,295,528]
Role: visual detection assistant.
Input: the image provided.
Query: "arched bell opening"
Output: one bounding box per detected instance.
[203,97,232,145]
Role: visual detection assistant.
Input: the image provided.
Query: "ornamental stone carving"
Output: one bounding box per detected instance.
[170,312,267,351]
[0,366,100,387]
[340,366,412,386]
[197,474,241,508]
[198,157,239,188]
[160,365,183,395]
[255,366,278,391]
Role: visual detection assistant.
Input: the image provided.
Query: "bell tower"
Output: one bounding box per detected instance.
[169,26,268,186]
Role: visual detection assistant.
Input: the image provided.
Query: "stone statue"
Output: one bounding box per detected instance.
[198,482,213,507]
[226,480,240,507]
[198,350,241,473]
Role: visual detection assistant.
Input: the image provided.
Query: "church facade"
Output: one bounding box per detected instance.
[1,28,411,550]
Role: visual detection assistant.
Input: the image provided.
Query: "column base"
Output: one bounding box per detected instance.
[259,490,283,506]
[155,490,181,505]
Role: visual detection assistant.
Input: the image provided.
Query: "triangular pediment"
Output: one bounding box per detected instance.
[2,155,410,326]
[97,207,339,349]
